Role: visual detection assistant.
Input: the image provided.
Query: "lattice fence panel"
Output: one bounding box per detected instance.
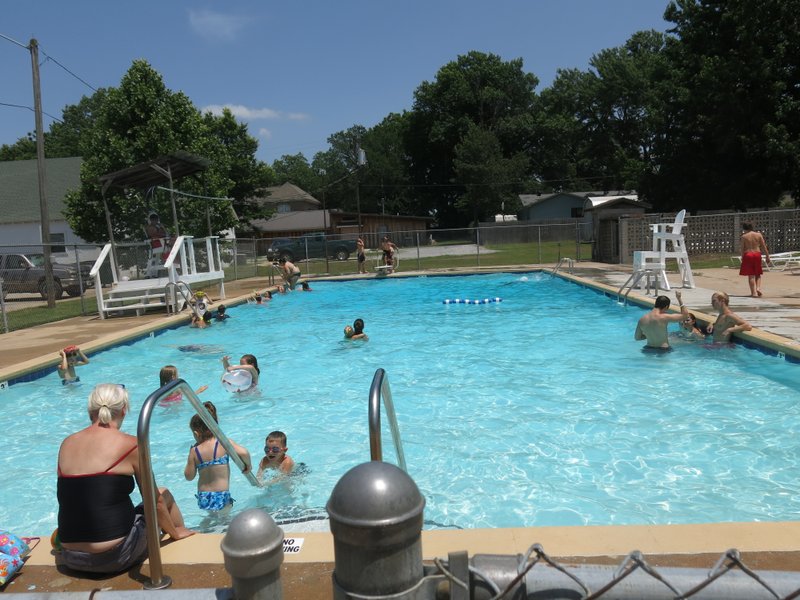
[618,209,800,263]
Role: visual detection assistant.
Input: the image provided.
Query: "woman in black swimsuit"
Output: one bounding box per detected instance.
[56,384,194,573]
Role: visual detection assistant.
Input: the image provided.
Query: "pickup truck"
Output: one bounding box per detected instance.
[0,253,93,299]
[266,234,358,262]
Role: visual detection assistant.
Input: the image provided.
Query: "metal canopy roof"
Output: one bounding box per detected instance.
[98,150,210,191]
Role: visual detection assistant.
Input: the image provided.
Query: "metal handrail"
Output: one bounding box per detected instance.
[164,280,193,315]
[552,256,574,276]
[137,378,259,589]
[368,368,407,472]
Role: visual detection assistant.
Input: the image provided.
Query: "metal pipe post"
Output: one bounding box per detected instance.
[327,461,425,597]
[222,509,284,600]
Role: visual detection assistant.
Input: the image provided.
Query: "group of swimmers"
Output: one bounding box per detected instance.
[635,290,752,351]
[161,359,293,513]
[185,403,295,512]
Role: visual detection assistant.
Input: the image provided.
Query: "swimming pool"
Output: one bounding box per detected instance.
[2,272,799,536]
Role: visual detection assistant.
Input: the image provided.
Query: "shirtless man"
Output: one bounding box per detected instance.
[634,291,689,350]
[707,291,752,343]
[278,257,301,290]
[739,222,770,297]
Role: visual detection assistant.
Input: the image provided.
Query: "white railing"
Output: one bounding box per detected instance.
[89,236,225,318]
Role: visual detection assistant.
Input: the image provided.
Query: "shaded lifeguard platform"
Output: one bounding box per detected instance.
[91,151,226,318]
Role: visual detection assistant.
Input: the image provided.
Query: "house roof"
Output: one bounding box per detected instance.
[250,210,330,232]
[584,194,651,210]
[0,156,82,224]
[519,192,587,207]
[254,182,321,207]
[519,190,639,208]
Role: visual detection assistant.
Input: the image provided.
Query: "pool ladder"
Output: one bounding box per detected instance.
[368,368,407,472]
[164,280,194,315]
[136,379,259,589]
[552,257,574,276]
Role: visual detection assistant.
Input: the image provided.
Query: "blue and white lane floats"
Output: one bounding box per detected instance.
[442,298,502,304]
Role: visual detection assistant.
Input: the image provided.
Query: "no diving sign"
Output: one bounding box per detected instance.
[283,537,304,554]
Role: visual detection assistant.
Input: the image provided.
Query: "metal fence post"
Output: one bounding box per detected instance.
[0,278,8,334]
[327,461,425,598]
[476,227,480,267]
[221,508,285,600]
[538,226,542,264]
[416,231,421,271]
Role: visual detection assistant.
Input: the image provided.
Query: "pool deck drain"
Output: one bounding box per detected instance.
[2,263,799,595]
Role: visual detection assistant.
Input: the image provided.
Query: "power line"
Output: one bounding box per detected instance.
[0,32,28,49]
[38,48,97,92]
[0,101,63,123]
[155,186,232,202]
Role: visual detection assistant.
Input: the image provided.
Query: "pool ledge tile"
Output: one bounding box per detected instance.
[24,521,800,567]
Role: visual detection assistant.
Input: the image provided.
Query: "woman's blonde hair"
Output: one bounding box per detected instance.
[88,383,129,425]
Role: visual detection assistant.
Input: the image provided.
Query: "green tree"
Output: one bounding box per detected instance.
[359,112,416,217]
[406,51,539,227]
[536,31,671,195]
[651,0,800,210]
[311,125,367,213]
[272,153,319,192]
[63,60,267,242]
[453,123,527,223]
[0,135,36,161]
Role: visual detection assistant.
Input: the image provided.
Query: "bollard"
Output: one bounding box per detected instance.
[327,461,425,597]
[221,508,284,600]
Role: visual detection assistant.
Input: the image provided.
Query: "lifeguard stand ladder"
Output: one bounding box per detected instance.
[630,210,695,292]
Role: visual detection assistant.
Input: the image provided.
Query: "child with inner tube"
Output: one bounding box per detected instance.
[221,354,260,389]
[184,401,251,512]
[58,345,89,385]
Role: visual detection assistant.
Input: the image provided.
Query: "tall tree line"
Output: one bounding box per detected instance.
[3,0,798,237]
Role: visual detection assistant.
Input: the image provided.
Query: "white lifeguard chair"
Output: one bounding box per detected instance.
[631,209,695,292]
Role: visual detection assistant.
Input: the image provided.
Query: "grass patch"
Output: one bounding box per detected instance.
[3,295,97,332]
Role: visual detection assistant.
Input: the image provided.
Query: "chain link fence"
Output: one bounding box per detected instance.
[1,224,589,332]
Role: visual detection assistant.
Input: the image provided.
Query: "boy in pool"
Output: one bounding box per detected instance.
[215,304,230,320]
[57,345,89,384]
[707,291,752,343]
[343,325,354,338]
[256,431,295,485]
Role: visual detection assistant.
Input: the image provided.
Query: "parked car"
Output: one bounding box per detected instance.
[0,253,93,299]
[266,234,358,262]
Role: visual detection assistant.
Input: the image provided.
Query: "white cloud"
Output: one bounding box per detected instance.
[203,104,281,119]
[202,104,311,125]
[258,128,272,139]
[188,9,248,42]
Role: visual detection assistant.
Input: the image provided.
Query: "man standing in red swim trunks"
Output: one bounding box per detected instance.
[739,222,771,297]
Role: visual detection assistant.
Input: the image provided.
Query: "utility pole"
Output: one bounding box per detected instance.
[30,38,56,308]
[355,144,367,233]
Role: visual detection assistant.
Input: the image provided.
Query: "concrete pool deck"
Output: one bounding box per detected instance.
[1,262,799,595]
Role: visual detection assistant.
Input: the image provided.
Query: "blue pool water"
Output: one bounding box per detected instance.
[2,272,799,535]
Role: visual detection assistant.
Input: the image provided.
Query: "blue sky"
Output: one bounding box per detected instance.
[1,1,671,164]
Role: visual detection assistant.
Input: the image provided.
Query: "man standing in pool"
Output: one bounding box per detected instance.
[634,291,689,350]
[278,257,301,290]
